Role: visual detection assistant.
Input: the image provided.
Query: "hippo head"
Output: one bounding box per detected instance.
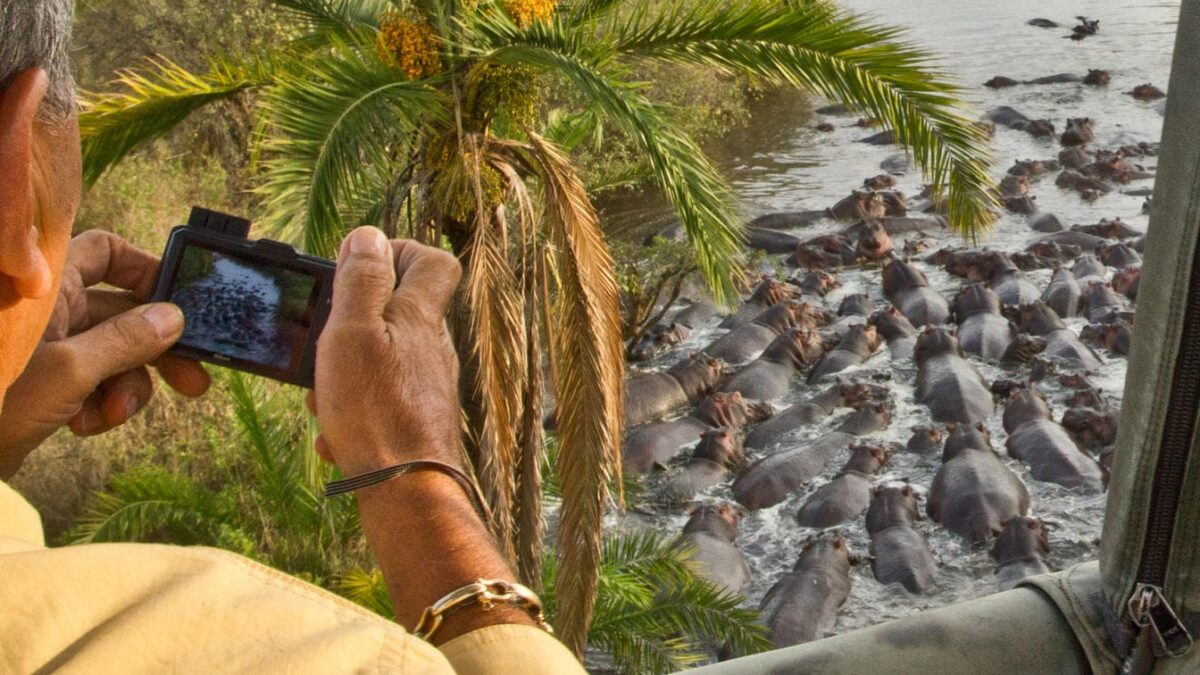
[1057,373,1093,390]
[1028,357,1058,382]
[1003,334,1048,363]
[1065,387,1107,410]
[669,352,727,399]
[1062,407,1118,447]
[693,428,746,471]
[748,276,798,307]
[863,174,897,190]
[866,484,920,533]
[695,391,771,428]
[1112,267,1142,299]
[856,220,894,260]
[682,502,742,542]
[881,258,928,296]
[868,306,917,341]
[1027,119,1056,137]
[992,516,1051,565]
[1084,280,1122,306]
[763,328,825,368]
[953,283,1002,319]
[1059,146,1093,168]
[789,270,841,297]
[1028,241,1078,261]
[839,323,883,356]
[906,425,945,454]
[1084,69,1111,85]
[991,379,1027,399]
[846,442,893,475]
[914,326,962,360]
[942,422,993,461]
[838,402,892,435]
[1002,387,1052,432]
[1018,300,1067,334]
[1000,174,1031,196]
[1099,244,1141,269]
[754,301,806,332]
[837,380,891,408]
[629,322,689,362]
[924,246,960,266]
[797,533,852,571]
[903,239,930,257]
[838,293,875,318]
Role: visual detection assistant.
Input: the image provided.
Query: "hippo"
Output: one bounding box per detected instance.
[869,306,919,361]
[863,174,897,190]
[1112,267,1141,301]
[1039,230,1109,252]
[746,227,803,254]
[1028,73,1084,85]
[840,216,947,238]
[749,211,827,230]
[867,484,937,593]
[988,106,1055,137]
[928,423,1031,543]
[1002,334,1049,364]
[679,504,750,595]
[1060,118,1095,147]
[881,153,913,173]
[720,277,799,328]
[830,294,875,333]
[827,191,887,221]
[1071,255,1108,283]
[664,429,746,503]
[624,390,770,473]
[952,284,1016,361]
[721,328,826,400]
[882,259,950,327]
[878,191,908,217]
[630,322,691,362]
[1018,301,1103,369]
[859,130,896,145]
[1042,268,1082,318]
[1062,407,1118,449]
[1058,146,1093,169]
[1003,195,1038,215]
[1097,243,1141,268]
[744,381,888,450]
[1030,213,1066,233]
[1083,69,1111,86]
[1081,319,1133,356]
[987,254,1042,306]
[1000,175,1030,196]
[1080,158,1151,184]
[1027,18,1059,28]
[929,248,999,281]
[760,534,854,648]
[796,443,893,528]
[984,76,1020,88]
[625,352,726,427]
[906,425,945,455]
[1070,17,1100,40]
[991,516,1052,591]
[914,327,995,424]
[735,404,892,510]
[1083,281,1133,324]
[787,234,858,269]
[816,103,853,115]
[672,298,720,330]
[856,220,894,260]
[1129,83,1166,101]
[1057,169,1112,197]
[704,301,821,365]
[1073,217,1143,240]
[1024,241,1082,265]
[1008,158,1061,177]
[808,324,882,384]
[788,270,841,303]
[1003,388,1105,492]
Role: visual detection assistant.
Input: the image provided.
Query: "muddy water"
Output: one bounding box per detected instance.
[605,0,1181,647]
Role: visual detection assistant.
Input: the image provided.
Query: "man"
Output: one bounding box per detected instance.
[0,2,582,672]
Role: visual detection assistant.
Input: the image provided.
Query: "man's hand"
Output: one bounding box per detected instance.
[311,227,463,476]
[0,231,210,479]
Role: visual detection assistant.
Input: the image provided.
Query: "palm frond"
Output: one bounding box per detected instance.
[256,48,446,255]
[514,240,549,589]
[79,57,271,185]
[523,134,624,654]
[270,0,389,48]
[337,567,396,617]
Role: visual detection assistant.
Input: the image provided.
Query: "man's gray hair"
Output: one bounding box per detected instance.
[0,0,75,120]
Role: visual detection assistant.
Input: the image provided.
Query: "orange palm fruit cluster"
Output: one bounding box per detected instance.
[376,11,442,80]
[503,0,557,27]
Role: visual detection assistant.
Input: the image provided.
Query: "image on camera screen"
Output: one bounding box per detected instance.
[169,246,318,372]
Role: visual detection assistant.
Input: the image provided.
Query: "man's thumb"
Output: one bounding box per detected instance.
[61,303,185,387]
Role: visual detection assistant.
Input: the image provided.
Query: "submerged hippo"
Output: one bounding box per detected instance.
[1129,83,1166,101]
[1019,301,1103,369]
[953,283,1016,361]
[760,534,854,648]
[988,106,1055,137]
[988,254,1042,306]
[746,227,803,254]
[808,324,882,383]
[1098,243,1142,269]
[1060,118,1095,147]
[991,516,1052,591]
[721,328,826,400]
[749,211,827,230]
[664,429,746,503]
[1112,267,1141,301]
[1003,195,1038,215]
[883,259,950,327]
[744,381,888,450]
[1083,69,1111,86]
[863,174,897,190]
[704,300,821,365]
[1000,174,1030,196]
[1058,146,1093,169]
[984,75,1020,88]
[1062,407,1118,449]
[928,423,1031,542]
[1003,388,1105,492]
[906,425,945,455]
[1082,320,1133,356]
[679,504,750,596]
[1083,281,1133,324]
[629,322,690,362]
[796,443,893,528]
[1030,212,1065,233]
[914,327,994,424]
[1028,73,1083,85]
[624,390,770,473]
[625,352,725,427]
[1008,158,1061,177]
[735,404,892,510]
[787,234,859,269]
[1042,268,1083,318]
[1071,255,1108,283]
[867,484,937,593]
[868,306,919,361]
[827,190,887,221]
[856,220,894,260]
[830,294,875,334]
[720,277,799,328]
[1074,217,1143,240]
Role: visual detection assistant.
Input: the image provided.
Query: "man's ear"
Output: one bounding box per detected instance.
[0,68,52,300]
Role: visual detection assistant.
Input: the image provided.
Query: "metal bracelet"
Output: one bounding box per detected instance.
[413,578,553,642]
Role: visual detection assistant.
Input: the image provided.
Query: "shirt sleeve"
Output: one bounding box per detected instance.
[438,624,588,675]
[0,480,44,546]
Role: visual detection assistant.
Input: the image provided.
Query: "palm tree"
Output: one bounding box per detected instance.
[78,0,996,651]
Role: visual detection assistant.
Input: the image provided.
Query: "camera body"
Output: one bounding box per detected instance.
[151,207,335,387]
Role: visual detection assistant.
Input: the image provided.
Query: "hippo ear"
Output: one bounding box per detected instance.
[1001,518,1010,527]
[652,461,669,473]
[1027,519,1040,530]
[945,422,958,432]
[901,484,913,497]
[871,485,882,497]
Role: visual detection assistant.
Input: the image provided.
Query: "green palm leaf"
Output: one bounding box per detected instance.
[269,0,390,47]
[337,567,396,617]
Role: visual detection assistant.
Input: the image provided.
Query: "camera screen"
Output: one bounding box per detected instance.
[169,245,320,373]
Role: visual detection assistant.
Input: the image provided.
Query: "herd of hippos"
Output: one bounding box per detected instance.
[617,15,1156,650]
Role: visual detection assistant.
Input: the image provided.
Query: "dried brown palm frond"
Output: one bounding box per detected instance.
[523,133,624,655]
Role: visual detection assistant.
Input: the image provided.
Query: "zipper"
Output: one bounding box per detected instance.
[1121,233,1200,671]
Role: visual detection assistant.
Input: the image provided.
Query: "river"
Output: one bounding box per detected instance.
[601,0,1181,651]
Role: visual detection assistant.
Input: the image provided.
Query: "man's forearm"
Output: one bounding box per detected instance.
[356,468,536,644]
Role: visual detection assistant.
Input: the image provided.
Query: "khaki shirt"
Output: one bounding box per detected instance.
[0,481,583,674]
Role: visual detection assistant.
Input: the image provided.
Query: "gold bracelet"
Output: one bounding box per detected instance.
[412,578,553,641]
